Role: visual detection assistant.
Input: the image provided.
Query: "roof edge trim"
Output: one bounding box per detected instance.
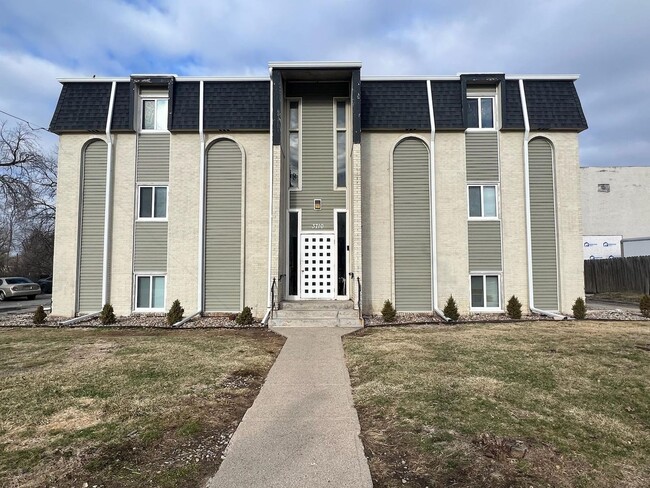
[269,61,362,69]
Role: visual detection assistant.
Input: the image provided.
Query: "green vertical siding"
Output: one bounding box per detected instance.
[468,221,502,271]
[137,133,170,181]
[205,139,243,311]
[465,132,499,181]
[133,222,168,272]
[78,140,107,313]
[393,138,432,311]
[289,96,346,230]
[528,138,559,310]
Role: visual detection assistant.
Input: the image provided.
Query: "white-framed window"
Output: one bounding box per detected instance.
[141,98,168,131]
[470,274,501,310]
[468,185,498,218]
[288,98,301,189]
[467,96,495,129]
[334,98,348,189]
[135,275,166,310]
[138,186,168,220]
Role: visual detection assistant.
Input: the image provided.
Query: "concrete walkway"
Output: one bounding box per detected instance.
[206,327,372,488]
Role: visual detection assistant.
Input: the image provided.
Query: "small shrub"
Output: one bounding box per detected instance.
[443,295,460,321]
[506,295,522,319]
[33,305,47,325]
[381,299,396,322]
[99,303,116,325]
[572,297,587,320]
[167,299,184,325]
[640,294,650,318]
[236,306,254,325]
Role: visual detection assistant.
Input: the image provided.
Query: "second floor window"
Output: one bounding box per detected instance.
[142,98,168,131]
[288,100,301,188]
[139,186,167,219]
[468,185,497,218]
[467,97,494,129]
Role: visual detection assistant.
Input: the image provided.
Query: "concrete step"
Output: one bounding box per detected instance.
[273,309,360,320]
[268,317,362,327]
[280,300,354,311]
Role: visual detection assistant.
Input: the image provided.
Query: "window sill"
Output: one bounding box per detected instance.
[139,129,170,134]
[136,218,168,223]
[468,217,500,222]
[470,308,503,313]
[133,308,165,313]
[465,128,498,132]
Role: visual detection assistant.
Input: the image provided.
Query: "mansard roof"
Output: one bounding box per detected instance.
[49,72,587,134]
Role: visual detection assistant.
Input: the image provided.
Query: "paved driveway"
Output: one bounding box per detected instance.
[0,295,52,315]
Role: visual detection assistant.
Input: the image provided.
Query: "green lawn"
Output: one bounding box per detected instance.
[344,321,650,487]
[0,327,285,487]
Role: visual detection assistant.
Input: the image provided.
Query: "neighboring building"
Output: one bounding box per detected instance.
[581,167,650,257]
[49,62,587,319]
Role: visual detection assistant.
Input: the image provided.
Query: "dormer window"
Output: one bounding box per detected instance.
[141,98,168,131]
[466,85,497,130]
[467,97,494,129]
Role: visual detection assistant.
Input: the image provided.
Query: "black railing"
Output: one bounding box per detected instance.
[357,277,362,320]
[269,275,285,321]
[270,278,277,320]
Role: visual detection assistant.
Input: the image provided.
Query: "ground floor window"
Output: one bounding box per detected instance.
[136,275,165,310]
[470,274,500,310]
[288,212,298,296]
[336,211,346,295]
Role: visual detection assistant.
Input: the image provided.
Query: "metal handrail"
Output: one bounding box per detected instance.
[270,277,277,320]
[357,277,362,320]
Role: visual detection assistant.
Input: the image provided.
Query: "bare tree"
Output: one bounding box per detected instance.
[0,121,57,278]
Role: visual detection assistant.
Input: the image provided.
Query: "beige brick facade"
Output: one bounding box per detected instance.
[52,119,583,319]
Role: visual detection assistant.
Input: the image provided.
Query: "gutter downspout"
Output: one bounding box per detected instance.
[265,70,274,322]
[101,81,117,306]
[519,79,567,321]
[427,80,450,322]
[197,80,206,314]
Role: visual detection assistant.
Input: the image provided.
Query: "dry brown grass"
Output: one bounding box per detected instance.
[344,321,650,487]
[0,327,285,487]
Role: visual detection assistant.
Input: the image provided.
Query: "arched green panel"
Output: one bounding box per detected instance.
[78,140,107,313]
[393,138,432,311]
[528,137,559,310]
[205,139,243,311]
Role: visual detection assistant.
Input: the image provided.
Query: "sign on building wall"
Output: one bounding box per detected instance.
[583,235,622,260]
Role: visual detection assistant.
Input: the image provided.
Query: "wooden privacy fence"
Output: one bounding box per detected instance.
[584,256,650,294]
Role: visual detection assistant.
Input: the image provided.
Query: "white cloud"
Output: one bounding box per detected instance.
[0,0,649,164]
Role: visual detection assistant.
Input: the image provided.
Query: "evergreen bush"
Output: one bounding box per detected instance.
[506,295,522,319]
[100,303,116,325]
[572,297,587,319]
[381,299,396,322]
[443,295,460,321]
[167,299,184,325]
[640,294,650,318]
[236,306,254,325]
[33,305,47,325]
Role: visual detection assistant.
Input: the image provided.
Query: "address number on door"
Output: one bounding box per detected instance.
[312,223,324,229]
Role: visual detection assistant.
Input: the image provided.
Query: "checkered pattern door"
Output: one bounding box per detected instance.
[300,233,336,299]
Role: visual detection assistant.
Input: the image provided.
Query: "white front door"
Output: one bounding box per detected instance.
[300,233,336,299]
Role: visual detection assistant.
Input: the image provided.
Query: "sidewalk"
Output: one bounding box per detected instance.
[206,327,372,488]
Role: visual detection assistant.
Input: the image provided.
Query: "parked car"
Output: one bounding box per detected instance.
[38,276,53,294]
[0,277,41,301]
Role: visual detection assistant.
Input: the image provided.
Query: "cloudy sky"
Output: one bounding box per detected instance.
[1,0,648,166]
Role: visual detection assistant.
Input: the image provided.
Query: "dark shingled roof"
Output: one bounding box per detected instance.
[203,81,269,131]
[360,81,430,130]
[430,81,464,129]
[502,80,524,129]
[111,82,132,131]
[49,75,587,134]
[525,80,588,131]
[170,81,199,130]
[50,82,111,133]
